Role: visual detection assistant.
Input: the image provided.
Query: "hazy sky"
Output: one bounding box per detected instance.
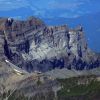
[0,0,99,18]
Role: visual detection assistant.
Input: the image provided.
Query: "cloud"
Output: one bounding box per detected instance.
[48,1,84,10]
[0,0,29,11]
[0,0,99,18]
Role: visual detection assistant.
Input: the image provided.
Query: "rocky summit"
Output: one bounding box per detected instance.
[0,16,99,72]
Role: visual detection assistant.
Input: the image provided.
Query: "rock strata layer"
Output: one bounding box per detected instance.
[0,17,99,72]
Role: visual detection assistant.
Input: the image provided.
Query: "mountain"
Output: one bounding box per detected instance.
[0,16,100,99]
[43,12,100,52]
[0,16,99,73]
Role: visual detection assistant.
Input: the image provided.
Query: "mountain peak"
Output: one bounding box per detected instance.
[0,16,99,72]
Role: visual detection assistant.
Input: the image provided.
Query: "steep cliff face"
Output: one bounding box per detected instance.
[0,17,99,72]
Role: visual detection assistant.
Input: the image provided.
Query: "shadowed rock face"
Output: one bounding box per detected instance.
[0,17,99,72]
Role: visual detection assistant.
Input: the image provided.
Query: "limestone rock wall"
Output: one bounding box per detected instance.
[0,17,99,72]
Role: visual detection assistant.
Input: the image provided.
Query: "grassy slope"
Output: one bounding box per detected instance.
[57,76,100,99]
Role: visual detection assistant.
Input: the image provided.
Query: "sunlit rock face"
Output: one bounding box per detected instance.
[0,17,99,72]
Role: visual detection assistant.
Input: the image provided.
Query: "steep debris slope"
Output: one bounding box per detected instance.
[0,61,60,100]
[0,17,99,72]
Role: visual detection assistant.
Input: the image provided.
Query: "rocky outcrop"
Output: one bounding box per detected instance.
[0,17,99,72]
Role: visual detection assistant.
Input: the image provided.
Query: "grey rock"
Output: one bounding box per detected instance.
[0,17,99,72]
